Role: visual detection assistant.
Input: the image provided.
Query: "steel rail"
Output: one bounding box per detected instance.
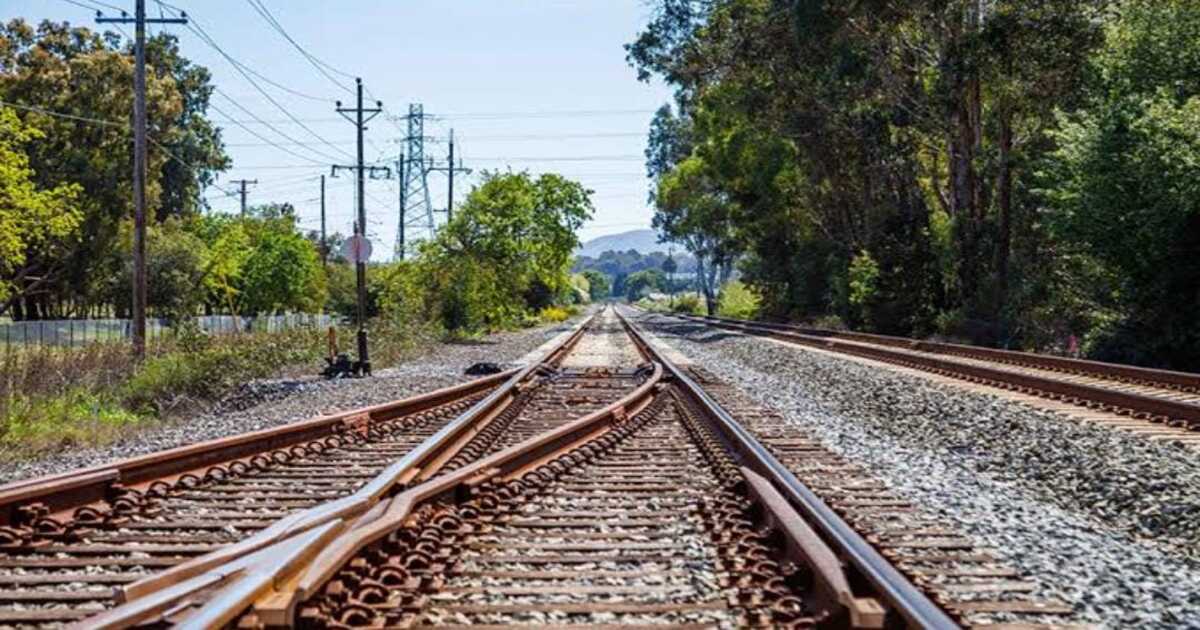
[618,308,960,630]
[132,362,666,629]
[689,313,1200,392]
[671,312,1200,429]
[75,313,602,628]
[0,369,515,529]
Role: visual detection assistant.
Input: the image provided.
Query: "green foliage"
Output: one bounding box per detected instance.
[628,0,1200,367]
[579,269,611,302]
[394,172,593,333]
[847,251,880,326]
[538,306,573,323]
[193,211,327,316]
[0,109,81,306]
[0,19,228,318]
[624,269,666,301]
[568,274,591,305]
[716,280,759,320]
[238,226,326,315]
[671,293,704,315]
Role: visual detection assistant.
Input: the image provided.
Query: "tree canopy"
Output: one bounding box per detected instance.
[629,0,1200,368]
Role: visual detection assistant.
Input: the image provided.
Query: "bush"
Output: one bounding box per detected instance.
[538,306,572,323]
[672,293,703,314]
[716,280,759,319]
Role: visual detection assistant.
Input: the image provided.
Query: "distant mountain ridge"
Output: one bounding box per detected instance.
[576,229,668,257]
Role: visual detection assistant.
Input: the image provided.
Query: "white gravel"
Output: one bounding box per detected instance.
[631,310,1200,628]
[0,318,582,485]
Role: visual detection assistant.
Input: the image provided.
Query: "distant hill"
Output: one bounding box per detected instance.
[576,229,668,258]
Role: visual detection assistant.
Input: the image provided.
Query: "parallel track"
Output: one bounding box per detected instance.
[671,312,1200,436]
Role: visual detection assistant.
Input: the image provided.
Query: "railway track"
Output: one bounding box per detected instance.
[0,315,605,627]
[670,312,1200,441]
[0,308,1085,628]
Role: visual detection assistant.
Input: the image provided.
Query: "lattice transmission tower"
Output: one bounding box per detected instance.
[395,104,435,260]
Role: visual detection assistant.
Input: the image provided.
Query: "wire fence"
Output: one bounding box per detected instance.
[0,313,337,353]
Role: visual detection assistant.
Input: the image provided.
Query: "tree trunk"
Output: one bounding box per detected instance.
[995,110,1014,306]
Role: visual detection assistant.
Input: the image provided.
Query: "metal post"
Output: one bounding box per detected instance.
[447,129,455,221]
[397,153,405,260]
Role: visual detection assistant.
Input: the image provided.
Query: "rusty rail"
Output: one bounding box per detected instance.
[672,312,1200,429]
[0,370,514,529]
[618,310,959,629]
[69,314,604,628]
[700,314,1200,392]
[88,363,666,628]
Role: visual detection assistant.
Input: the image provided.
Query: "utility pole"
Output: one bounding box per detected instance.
[427,127,470,225]
[447,129,455,221]
[230,179,257,217]
[319,175,327,266]
[97,1,187,361]
[333,78,387,375]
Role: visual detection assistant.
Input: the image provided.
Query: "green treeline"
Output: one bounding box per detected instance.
[630,0,1200,370]
[0,19,591,335]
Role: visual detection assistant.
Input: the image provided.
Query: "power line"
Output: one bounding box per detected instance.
[164,4,353,161]
[243,0,357,94]
[0,99,237,198]
[209,94,332,165]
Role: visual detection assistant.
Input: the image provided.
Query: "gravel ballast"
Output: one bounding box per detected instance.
[0,318,581,485]
[631,309,1200,627]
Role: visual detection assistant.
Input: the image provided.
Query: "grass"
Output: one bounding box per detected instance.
[0,316,441,458]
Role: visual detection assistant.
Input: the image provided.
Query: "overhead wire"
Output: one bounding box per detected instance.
[157,3,352,162]
[209,95,331,165]
[0,99,238,198]
[243,0,357,94]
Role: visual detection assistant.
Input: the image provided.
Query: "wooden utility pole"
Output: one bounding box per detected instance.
[447,129,455,221]
[333,79,386,375]
[230,177,259,217]
[230,179,258,217]
[96,1,187,360]
[319,175,327,266]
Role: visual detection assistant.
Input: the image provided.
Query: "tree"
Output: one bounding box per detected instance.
[0,19,228,317]
[1036,0,1200,368]
[108,217,208,322]
[0,109,81,316]
[239,228,325,315]
[625,269,666,302]
[580,270,611,302]
[408,172,592,331]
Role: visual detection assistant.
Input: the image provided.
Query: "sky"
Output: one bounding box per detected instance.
[3,0,673,259]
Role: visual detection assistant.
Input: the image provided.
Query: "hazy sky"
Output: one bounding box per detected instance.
[4,0,673,258]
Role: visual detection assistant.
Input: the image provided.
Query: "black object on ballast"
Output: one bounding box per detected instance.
[465,362,503,375]
[322,352,360,378]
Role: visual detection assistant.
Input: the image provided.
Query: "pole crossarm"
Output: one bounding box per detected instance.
[330,165,392,179]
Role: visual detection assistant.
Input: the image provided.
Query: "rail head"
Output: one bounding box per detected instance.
[76,311,604,628]
[618,308,960,630]
[133,360,665,629]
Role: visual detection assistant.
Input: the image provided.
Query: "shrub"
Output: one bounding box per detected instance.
[716,280,759,319]
[671,293,703,314]
[539,306,572,323]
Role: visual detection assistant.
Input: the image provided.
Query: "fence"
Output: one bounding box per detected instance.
[0,313,337,352]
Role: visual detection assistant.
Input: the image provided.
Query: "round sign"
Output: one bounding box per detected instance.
[341,234,373,263]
